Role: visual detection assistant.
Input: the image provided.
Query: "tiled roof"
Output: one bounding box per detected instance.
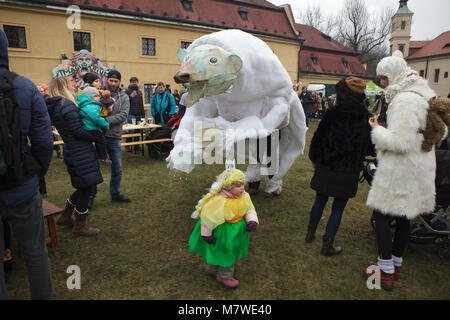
[300,49,370,78]
[406,31,450,60]
[409,41,431,49]
[295,23,354,54]
[17,0,298,40]
[293,23,370,78]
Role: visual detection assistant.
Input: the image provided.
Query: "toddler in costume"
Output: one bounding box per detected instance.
[189,168,259,288]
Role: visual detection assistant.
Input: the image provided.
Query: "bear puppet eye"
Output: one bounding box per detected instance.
[209,57,218,64]
[184,55,190,63]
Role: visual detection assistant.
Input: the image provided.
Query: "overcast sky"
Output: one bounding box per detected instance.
[267,0,450,40]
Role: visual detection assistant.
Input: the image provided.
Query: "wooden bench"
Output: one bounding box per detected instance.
[121,138,172,147]
[121,133,142,139]
[42,199,63,248]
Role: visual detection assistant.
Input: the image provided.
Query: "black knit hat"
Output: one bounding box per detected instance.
[129,76,138,82]
[107,70,121,80]
[83,72,100,85]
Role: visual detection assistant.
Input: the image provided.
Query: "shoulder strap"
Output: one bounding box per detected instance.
[403,90,436,102]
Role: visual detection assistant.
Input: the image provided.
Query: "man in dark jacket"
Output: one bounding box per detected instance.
[299,86,314,127]
[125,77,144,149]
[0,30,54,299]
[125,76,144,121]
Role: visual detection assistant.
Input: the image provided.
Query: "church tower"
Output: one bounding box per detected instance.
[389,0,413,57]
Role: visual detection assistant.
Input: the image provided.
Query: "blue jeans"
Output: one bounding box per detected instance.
[304,111,309,127]
[308,193,348,238]
[90,137,123,199]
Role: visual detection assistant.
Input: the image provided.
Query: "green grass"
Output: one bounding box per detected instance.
[5,121,450,299]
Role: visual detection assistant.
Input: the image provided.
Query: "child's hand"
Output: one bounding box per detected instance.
[369,114,379,128]
[202,235,216,244]
[245,221,258,232]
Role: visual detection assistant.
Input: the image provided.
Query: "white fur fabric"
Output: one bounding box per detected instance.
[366,76,437,219]
[167,30,307,192]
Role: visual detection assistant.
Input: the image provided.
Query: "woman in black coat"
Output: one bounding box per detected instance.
[46,77,102,236]
[305,77,374,256]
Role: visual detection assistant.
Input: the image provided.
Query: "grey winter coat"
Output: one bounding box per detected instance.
[104,88,130,139]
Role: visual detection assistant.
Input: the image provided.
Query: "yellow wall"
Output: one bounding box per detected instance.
[0,3,300,102]
[299,74,342,89]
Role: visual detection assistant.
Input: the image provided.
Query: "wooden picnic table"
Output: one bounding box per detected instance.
[122,123,163,156]
[53,123,171,156]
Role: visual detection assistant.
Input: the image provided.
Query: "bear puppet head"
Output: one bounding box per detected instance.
[174,44,243,107]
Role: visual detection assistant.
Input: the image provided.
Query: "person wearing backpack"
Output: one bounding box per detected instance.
[151,82,177,125]
[46,76,102,237]
[364,51,439,291]
[0,30,54,299]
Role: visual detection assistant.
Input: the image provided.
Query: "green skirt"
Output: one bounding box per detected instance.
[189,219,249,268]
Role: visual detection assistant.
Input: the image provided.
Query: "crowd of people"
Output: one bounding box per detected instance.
[0,23,448,298]
[297,85,336,127]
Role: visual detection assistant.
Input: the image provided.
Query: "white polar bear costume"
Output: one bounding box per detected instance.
[167,29,307,194]
[366,51,437,218]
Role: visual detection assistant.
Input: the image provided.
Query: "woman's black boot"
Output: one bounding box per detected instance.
[305,225,317,243]
[321,236,342,256]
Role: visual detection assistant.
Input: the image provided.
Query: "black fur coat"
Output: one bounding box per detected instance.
[309,96,374,198]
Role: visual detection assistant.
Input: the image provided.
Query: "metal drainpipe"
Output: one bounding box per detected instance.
[298,38,305,85]
[425,58,429,79]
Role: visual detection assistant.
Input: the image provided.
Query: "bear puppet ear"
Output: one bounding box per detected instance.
[177,48,187,63]
[229,54,243,73]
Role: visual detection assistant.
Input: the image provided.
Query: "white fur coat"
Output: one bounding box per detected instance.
[366,76,437,219]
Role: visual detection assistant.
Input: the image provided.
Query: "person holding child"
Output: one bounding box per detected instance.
[189,168,259,288]
[46,76,102,236]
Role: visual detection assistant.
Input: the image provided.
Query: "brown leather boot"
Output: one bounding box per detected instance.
[305,225,317,243]
[394,266,400,281]
[321,236,342,256]
[363,262,395,291]
[56,200,75,227]
[72,209,100,236]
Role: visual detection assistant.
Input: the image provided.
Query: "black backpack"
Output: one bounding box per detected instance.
[0,71,40,191]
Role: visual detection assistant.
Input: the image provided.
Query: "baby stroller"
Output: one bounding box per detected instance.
[145,109,186,160]
[145,123,174,160]
[360,148,450,259]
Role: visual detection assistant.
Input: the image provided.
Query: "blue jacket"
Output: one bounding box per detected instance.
[150,91,177,124]
[76,94,109,131]
[0,31,53,207]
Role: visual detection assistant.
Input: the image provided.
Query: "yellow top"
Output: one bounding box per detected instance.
[200,193,255,231]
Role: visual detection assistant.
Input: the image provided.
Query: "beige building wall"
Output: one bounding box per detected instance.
[408,56,450,97]
[0,3,300,104]
[390,13,413,56]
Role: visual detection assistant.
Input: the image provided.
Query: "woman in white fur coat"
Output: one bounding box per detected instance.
[364,51,437,291]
